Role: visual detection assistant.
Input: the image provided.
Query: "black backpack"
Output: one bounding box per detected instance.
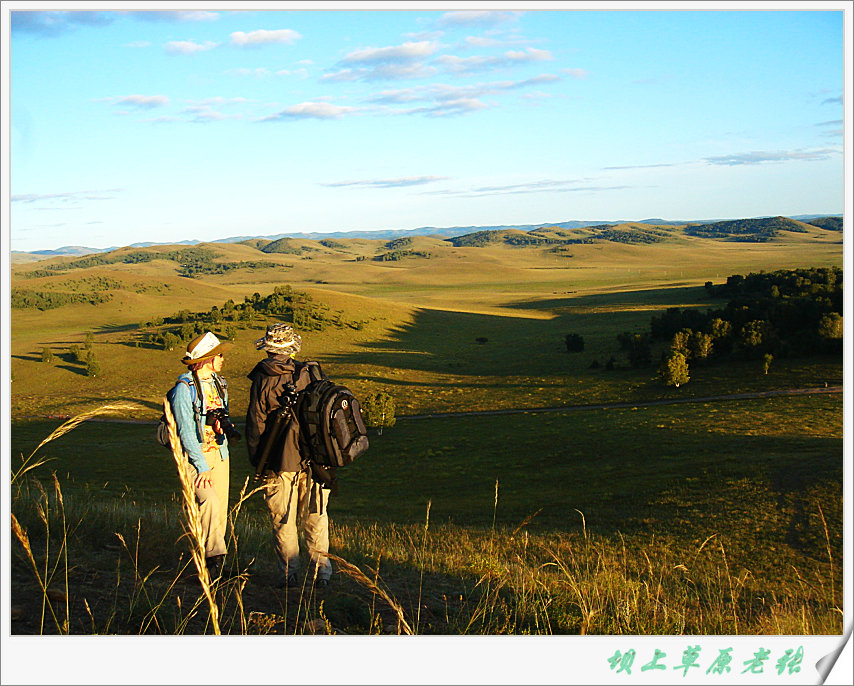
[296,361,370,469]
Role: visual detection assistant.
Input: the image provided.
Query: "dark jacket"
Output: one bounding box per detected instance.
[246,354,313,473]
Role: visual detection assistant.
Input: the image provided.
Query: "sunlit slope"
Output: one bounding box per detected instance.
[10,221,843,417]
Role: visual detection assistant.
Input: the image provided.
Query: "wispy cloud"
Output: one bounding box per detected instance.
[367,74,560,116]
[259,102,360,121]
[11,10,217,36]
[11,11,114,35]
[165,40,219,55]
[816,119,843,138]
[437,11,524,28]
[323,41,440,82]
[182,104,242,123]
[821,95,843,105]
[230,29,301,47]
[341,41,440,65]
[322,176,449,189]
[602,163,678,170]
[125,40,151,49]
[562,68,588,79]
[424,179,629,197]
[106,94,170,109]
[436,47,553,74]
[704,148,840,166]
[12,189,122,205]
[125,11,219,23]
[403,99,490,117]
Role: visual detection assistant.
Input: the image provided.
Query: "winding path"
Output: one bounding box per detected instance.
[399,385,843,420]
[19,385,843,425]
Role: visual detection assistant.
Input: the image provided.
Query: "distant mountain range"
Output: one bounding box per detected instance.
[17,214,842,257]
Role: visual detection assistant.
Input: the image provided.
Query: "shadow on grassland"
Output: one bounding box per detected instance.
[322,307,585,378]
[501,284,716,314]
[335,410,843,564]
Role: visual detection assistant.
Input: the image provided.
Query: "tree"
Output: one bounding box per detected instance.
[670,329,693,357]
[41,347,54,363]
[762,353,773,375]
[161,332,180,351]
[84,331,95,349]
[659,351,689,388]
[689,331,714,361]
[564,333,584,353]
[361,392,396,435]
[625,333,651,368]
[817,312,843,340]
[707,318,732,341]
[739,320,772,356]
[86,351,100,377]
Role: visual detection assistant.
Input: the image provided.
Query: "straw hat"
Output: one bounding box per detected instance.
[182,331,233,365]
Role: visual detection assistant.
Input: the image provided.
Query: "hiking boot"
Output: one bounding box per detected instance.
[205,555,224,581]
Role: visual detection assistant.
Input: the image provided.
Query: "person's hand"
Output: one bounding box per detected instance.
[195,471,213,489]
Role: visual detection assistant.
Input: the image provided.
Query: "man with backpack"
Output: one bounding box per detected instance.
[246,323,333,589]
[169,331,237,581]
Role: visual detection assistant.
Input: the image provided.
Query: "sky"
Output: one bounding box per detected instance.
[4,3,850,252]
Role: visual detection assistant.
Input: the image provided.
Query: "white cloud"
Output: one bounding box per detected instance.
[12,189,122,204]
[324,63,438,82]
[369,75,560,106]
[704,148,840,166]
[165,40,219,55]
[404,98,490,117]
[125,40,150,48]
[322,176,449,189]
[562,68,589,79]
[260,102,360,121]
[437,47,553,74]
[128,10,219,23]
[110,94,170,108]
[341,40,439,65]
[230,29,301,47]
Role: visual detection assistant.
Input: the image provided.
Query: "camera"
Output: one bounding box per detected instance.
[206,408,242,442]
[279,382,299,409]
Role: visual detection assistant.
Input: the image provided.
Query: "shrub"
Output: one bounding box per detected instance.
[361,392,396,435]
[564,333,584,353]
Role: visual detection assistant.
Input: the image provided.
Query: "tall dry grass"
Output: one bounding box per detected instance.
[10,406,842,636]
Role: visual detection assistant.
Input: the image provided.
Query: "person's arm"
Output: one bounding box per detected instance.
[245,378,268,466]
[172,380,211,475]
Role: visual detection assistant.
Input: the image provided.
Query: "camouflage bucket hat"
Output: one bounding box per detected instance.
[255,323,302,355]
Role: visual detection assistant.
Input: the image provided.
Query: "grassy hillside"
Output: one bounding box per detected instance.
[9,220,843,636]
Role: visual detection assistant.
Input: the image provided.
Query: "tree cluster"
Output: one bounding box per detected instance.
[641,267,843,386]
[12,289,113,310]
[139,285,365,351]
[373,250,432,262]
[22,246,274,281]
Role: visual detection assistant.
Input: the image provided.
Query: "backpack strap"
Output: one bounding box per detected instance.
[210,372,229,411]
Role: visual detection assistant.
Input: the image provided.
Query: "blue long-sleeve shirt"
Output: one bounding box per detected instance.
[169,372,230,473]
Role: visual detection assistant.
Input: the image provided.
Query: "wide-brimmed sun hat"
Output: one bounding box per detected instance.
[255,323,302,355]
[182,331,233,365]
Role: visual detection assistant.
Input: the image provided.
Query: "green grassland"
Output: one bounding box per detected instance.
[9,219,844,635]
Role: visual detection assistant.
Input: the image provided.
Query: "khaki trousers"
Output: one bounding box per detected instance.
[185,453,230,559]
[264,470,331,581]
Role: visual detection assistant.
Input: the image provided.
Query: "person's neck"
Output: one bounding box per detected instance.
[195,367,214,381]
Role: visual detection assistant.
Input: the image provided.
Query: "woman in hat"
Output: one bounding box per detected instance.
[170,331,235,580]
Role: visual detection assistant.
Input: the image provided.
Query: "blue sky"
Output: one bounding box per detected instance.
[6,5,848,252]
